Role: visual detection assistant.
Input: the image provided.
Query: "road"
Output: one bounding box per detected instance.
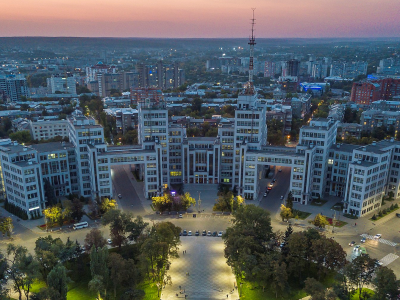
[111,165,146,215]
[258,166,291,215]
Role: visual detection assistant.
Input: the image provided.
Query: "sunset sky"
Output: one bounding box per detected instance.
[0,0,399,38]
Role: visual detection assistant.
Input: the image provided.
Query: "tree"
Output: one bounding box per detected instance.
[47,264,68,300]
[84,228,107,252]
[280,204,293,222]
[6,244,40,300]
[43,206,63,228]
[304,277,326,300]
[9,131,32,144]
[44,179,57,207]
[70,198,84,222]
[101,209,133,249]
[281,223,293,257]
[100,198,117,214]
[89,246,109,299]
[108,253,138,298]
[372,266,399,300]
[0,217,13,237]
[310,236,347,278]
[126,215,148,242]
[286,191,294,210]
[223,205,273,281]
[313,213,329,228]
[286,232,309,280]
[271,261,288,298]
[152,194,172,212]
[180,192,196,210]
[344,254,377,299]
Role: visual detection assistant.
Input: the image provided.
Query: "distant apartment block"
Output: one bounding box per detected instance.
[361,110,400,133]
[29,120,69,141]
[137,61,184,90]
[47,73,77,95]
[0,74,29,102]
[330,61,368,79]
[351,78,400,105]
[377,57,400,75]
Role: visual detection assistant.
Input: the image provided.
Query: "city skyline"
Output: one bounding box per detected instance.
[1,0,399,38]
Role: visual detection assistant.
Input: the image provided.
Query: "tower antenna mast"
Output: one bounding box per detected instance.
[248,8,256,89]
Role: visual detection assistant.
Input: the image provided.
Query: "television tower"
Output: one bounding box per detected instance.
[247,8,256,94]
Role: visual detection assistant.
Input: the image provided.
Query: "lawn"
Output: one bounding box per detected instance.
[292,209,312,220]
[350,288,374,299]
[138,281,159,300]
[238,280,307,300]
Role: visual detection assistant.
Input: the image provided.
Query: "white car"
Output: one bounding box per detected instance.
[179,214,183,218]
[118,194,122,199]
[263,193,267,197]
[218,231,223,237]
[353,245,360,252]
[280,196,284,200]
[188,231,192,236]
[107,239,112,245]
[374,234,382,239]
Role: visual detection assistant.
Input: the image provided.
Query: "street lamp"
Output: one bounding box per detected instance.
[240,282,243,297]
[198,192,201,213]
[331,209,337,234]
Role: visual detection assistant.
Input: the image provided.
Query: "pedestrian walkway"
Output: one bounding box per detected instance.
[379,253,399,266]
[160,238,239,300]
[360,234,398,247]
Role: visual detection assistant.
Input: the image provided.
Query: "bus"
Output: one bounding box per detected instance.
[73,222,88,230]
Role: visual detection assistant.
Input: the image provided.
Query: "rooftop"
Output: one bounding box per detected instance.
[330,143,359,153]
[30,142,74,153]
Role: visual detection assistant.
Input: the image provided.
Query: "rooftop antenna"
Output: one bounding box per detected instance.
[248,8,256,89]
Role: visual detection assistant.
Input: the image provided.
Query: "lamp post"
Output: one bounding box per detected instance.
[240,282,243,297]
[198,192,201,213]
[331,209,337,234]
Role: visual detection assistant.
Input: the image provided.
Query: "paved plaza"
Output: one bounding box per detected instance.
[160,237,239,300]
[184,184,219,213]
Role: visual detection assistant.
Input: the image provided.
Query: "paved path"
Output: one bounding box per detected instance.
[161,237,239,300]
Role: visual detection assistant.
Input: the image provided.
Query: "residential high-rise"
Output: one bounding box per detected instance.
[47,73,77,94]
[0,74,29,102]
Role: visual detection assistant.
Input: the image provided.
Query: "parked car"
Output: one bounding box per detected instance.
[349,241,355,246]
[353,245,360,252]
[188,231,192,236]
[267,187,272,191]
[218,231,223,237]
[179,214,183,218]
[396,213,400,218]
[107,239,112,245]
[280,196,284,200]
[118,194,122,199]
[195,230,200,236]
[375,260,383,266]
[207,231,212,236]
[212,231,217,237]
[374,234,382,239]
[183,230,188,236]
[272,179,276,183]
[263,193,267,197]
[202,230,207,236]
[361,237,366,243]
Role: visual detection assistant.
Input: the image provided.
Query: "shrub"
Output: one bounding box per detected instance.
[382,208,387,215]
[372,214,377,220]
[395,203,399,209]
[390,204,394,211]
[378,211,383,217]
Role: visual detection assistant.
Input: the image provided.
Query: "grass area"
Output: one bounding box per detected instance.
[350,288,374,300]
[237,280,306,300]
[326,217,348,228]
[370,206,399,221]
[138,281,159,300]
[331,202,344,211]
[292,209,312,220]
[310,200,328,207]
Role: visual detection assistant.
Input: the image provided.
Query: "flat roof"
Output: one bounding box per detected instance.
[30,142,74,153]
[330,143,359,153]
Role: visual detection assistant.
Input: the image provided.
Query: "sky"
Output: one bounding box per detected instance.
[0,0,399,38]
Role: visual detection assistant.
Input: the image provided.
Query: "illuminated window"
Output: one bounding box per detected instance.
[170,171,182,177]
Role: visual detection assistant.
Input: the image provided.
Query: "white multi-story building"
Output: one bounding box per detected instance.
[47,73,77,95]
[29,120,69,141]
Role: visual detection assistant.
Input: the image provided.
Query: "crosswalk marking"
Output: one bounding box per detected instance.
[360,234,398,247]
[379,253,399,266]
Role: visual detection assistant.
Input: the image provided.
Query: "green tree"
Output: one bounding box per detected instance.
[372,266,399,300]
[43,206,63,228]
[89,246,109,299]
[286,191,294,210]
[108,252,138,298]
[313,213,329,228]
[281,223,293,257]
[0,217,13,237]
[126,215,148,242]
[84,228,107,252]
[9,131,32,144]
[101,209,133,249]
[152,194,172,212]
[70,198,84,222]
[304,277,326,300]
[271,261,288,298]
[6,244,40,300]
[344,254,377,299]
[47,264,68,300]
[88,275,106,300]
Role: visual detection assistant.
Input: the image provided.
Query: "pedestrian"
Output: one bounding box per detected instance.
[355,223,357,226]
[187,272,189,276]
[183,251,184,255]
[227,294,229,298]
[185,295,187,299]
[176,293,178,297]
[179,285,181,290]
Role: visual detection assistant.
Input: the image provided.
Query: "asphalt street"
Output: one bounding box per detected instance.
[258,166,291,214]
[111,164,146,215]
